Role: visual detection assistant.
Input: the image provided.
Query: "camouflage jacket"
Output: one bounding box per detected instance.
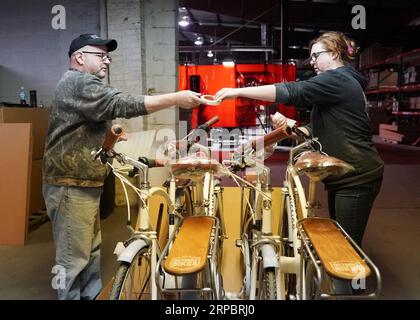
[43,69,147,187]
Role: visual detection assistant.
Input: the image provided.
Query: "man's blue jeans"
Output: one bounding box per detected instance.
[43,183,103,300]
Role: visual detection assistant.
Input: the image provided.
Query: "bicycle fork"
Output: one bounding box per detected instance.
[277,182,305,300]
[249,183,282,299]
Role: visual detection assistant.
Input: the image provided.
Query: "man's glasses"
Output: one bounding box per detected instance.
[310,50,330,62]
[81,51,112,62]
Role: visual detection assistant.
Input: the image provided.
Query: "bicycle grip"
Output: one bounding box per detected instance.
[147,159,167,168]
[197,116,220,131]
[252,127,289,149]
[102,124,127,151]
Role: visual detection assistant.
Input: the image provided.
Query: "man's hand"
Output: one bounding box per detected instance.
[176,90,202,109]
[214,88,240,102]
[270,112,288,131]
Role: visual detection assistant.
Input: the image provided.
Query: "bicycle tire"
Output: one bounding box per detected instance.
[280,195,298,300]
[176,186,193,217]
[304,260,319,300]
[260,267,277,300]
[214,192,226,299]
[109,246,156,300]
[304,260,336,299]
[204,190,225,300]
[239,233,252,299]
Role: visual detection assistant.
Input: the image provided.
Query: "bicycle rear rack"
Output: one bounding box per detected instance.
[298,217,381,300]
[156,215,224,300]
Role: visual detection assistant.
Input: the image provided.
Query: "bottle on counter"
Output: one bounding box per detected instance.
[19,87,27,105]
[30,90,37,107]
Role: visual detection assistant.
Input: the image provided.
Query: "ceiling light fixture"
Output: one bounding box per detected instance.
[207,51,214,58]
[178,15,190,27]
[194,36,203,46]
[222,59,235,67]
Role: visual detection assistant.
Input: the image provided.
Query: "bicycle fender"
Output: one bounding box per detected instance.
[261,244,279,269]
[116,239,148,263]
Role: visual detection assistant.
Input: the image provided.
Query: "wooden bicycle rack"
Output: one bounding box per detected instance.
[300,218,371,279]
[163,216,214,275]
[298,217,381,299]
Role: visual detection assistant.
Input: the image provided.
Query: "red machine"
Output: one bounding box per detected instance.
[179,63,297,128]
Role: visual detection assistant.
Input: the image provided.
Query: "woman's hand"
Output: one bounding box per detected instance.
[175,90,202,109]
[270,112,288,131]
[214,88,240,102]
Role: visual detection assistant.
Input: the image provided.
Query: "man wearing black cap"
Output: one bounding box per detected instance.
[42,34,202,300]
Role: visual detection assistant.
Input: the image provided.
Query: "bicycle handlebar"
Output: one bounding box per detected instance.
[138,157,166,168]
[102,124,127,152]
[196,115,220,131]
[252,127,290,149]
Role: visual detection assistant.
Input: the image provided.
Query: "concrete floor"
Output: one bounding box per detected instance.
[0,138,419,300]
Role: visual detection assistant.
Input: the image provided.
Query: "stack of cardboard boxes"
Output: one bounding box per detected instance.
[0,106,48,245]
[359,44,402,69]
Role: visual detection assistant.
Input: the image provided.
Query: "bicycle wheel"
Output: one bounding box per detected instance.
[280,195,297,300]
[109,246,158,300]
[304,260,319,300]
[175,186,193,217]
[205,186,225,299]
[239,233,252,299]
[239,188,253,299]
[213,204,225,299]
[259,267,277,300]
[304,260,336,300]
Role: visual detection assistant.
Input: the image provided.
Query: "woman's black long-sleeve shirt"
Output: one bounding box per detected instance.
[275,66,384,191]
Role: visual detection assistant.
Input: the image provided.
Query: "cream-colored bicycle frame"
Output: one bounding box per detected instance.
[110,154,177,299]
[238,162,284,300]
[277,139,316,300]
[277,138,381,300]
[155,148,227,300]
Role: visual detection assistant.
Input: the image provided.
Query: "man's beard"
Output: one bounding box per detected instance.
[92,67,106,79]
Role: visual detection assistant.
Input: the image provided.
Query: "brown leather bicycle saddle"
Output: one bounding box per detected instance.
[294,152,354,181]
[162,178,192,188]
[168,157,223,179]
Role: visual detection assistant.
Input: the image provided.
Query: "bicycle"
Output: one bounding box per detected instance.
[276,126,382,300]
[154,117,227,300]
[95,117,226,300]
[223,125,381,300]
[221,127,290,300]
[93,124,175,299]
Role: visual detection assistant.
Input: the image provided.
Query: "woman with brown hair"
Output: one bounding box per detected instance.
[215,31,384,249]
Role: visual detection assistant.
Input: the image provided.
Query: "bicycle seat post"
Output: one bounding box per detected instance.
[307,179,321,216]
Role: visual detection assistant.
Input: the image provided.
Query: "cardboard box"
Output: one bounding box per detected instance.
[409,97,417,109]
[367,71,379,89]
[0,123,32,245]
[379,69,399,88]
[29,159,45,215]
[0,107,49,159]
[359,45,402,68]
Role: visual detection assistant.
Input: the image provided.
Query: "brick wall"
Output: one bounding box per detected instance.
[107,0,179,161]
[106,0,178,198]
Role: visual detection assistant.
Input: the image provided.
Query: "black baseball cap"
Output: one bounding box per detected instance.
[68,33,118,57]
